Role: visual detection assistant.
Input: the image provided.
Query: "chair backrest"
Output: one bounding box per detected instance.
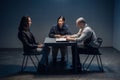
[97,37,103,48]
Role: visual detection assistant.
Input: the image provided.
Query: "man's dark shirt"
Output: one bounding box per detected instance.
[49,24,71,38]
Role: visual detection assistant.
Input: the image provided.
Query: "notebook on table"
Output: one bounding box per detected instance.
[56,38,67,42]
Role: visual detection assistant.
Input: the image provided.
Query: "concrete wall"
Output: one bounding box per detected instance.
[113,0,120,51]
[0,0,114,48]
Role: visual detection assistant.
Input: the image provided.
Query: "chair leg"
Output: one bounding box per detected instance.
[86,55,95,71]
[21,55,41,72]
[21,55,28,71]
[82,55,89,71]
[24,56,28,70]
[21,56,25,72]
[96,55,101,70]
[98,55,104,71]
[82,54,104,72]
[29,56,38,70]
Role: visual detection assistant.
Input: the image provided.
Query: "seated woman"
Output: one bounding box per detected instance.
[18,16,50,72]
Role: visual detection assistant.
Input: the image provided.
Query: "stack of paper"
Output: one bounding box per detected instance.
[56,38,67,42]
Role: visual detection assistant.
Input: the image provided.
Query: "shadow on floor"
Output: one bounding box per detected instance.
[0,61,106,79]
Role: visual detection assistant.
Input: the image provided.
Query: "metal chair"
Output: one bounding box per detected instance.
[80,37,104,72]
[21,51,41,72]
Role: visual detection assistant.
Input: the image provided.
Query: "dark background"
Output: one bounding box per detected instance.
[0,0,119,51]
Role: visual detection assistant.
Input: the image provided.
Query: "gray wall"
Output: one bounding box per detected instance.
[0,0,114,48]
[113,0,120,51]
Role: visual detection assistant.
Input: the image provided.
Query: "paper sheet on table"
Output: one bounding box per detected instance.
[56,38,67,42]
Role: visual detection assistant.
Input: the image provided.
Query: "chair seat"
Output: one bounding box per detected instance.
[23,51,42,55]
[79,48,101,55]
[79,37,104,72]
[21,51,41,72]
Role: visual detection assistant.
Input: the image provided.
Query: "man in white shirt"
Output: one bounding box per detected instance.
[66,17,98,70]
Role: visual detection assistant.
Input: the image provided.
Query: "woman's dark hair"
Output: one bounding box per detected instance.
[18,16,30,32]
[57,16,65,23]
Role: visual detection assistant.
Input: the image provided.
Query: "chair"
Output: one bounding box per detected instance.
[21,51,41,72]
[80,37,104,72]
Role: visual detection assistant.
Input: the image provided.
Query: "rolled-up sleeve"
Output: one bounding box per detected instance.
[76,28,92,43]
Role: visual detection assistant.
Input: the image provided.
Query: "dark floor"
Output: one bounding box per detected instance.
[0,47,120,80]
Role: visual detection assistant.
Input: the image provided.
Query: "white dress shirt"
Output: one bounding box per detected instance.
[73,24,99,48]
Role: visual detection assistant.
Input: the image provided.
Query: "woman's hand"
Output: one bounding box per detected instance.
[38,44,44,48]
